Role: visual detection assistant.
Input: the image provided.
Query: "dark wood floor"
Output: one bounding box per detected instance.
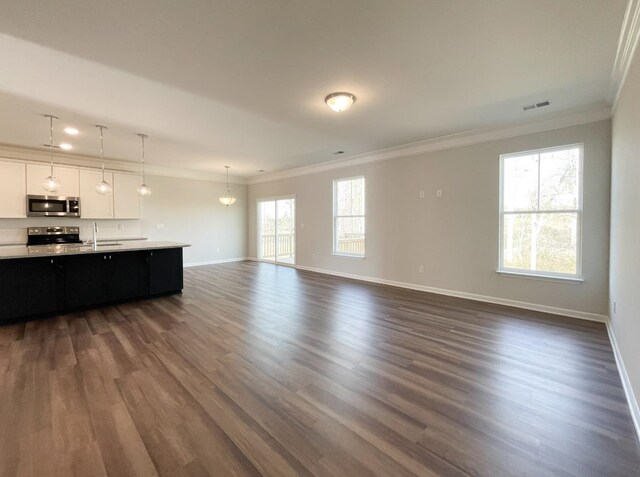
[0,261,639,476]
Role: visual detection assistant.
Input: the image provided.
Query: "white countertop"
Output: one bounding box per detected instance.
[0,241,189,260]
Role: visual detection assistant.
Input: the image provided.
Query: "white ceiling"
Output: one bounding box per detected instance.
[0,0,627,177]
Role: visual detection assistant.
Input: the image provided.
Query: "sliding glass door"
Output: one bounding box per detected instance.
[257,197,295,264]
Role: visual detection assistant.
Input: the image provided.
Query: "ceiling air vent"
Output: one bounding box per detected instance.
[523,100,550,111]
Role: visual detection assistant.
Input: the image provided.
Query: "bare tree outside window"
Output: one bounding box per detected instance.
[333,177,365,257]
[500,145,582,277]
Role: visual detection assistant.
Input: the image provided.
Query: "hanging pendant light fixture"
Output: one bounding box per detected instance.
[136,133,151,197]
[94,125,112,195]
[218,166,236,206]
[41,114,62,193]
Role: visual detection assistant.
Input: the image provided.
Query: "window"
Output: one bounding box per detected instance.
[499,144,582,279]
[333,177,365,257]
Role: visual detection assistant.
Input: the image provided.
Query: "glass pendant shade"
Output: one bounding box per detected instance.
[42,175,61,193]
[218,165,236,206]
[136,133,152,197]
[95,125,112,195]
[219,190,236,206]
[137,183,152,197]
[42,114,62,193]
[95,180,112,195]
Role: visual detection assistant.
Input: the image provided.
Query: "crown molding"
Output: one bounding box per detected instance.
[0,143,247,184]
[611,0,640,109]
[247,106,612,185]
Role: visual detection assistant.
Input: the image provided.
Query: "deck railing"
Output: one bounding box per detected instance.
[261,233,365,259]
[261,233,295,260]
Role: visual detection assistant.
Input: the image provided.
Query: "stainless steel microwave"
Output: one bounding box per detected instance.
[26,195,81,217]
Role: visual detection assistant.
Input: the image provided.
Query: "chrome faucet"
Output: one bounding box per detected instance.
[92,222,99,250]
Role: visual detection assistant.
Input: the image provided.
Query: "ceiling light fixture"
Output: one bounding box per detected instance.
[136,133,152,197]
[94,125,112,195]
[325,92,356,112]
[59,143,73,150]
[64,127,79,135]
[218,166,236,206]
[41,114,61,193]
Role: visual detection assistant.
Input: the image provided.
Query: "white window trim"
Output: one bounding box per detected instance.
[498,143,584,281]
[333,176,366,258]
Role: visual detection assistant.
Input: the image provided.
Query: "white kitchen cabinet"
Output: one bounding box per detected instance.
[113,172,141,219]
[26,164,80,197]
[0,160,27,218]
[79,169,114,218]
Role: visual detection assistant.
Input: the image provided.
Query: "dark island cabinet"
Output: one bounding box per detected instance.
[0,257,61,320]
[149,248,183,295]
[0,247,183,322]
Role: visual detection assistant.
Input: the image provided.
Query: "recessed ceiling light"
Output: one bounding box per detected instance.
[325,92,356,112]
[64,127,79,135]
[333,150,345,155]
[59,143,73,150]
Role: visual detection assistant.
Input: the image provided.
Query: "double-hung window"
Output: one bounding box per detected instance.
[499,144,582,279]
[333,176,365,257]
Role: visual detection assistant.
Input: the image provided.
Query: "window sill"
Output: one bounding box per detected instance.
[332,253,366,260]
[497,270,583,283]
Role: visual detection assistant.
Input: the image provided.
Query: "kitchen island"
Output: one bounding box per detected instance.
[0,241,189,322]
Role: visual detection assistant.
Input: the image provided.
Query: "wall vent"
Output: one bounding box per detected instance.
[523,100,550,111]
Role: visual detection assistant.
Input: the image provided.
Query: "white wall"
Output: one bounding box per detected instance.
[248,120,611,318]
[0,173,247,265]
[142,174,247,265]
[610,45,640,424]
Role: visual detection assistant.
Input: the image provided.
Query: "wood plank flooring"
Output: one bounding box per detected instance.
[1,261,639,476]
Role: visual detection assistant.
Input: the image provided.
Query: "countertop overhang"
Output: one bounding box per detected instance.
[0,241,190,260]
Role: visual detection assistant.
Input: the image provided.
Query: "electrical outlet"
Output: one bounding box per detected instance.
[436,189,443,198]
[117,223,124,230]
[216,247,221,254]
[419,191,425,199]
[613,301,617,314]
[156,223,165,230]
[300,223,305,229]
[418,265,424,274]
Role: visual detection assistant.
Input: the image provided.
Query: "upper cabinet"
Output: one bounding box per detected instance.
[0,160,142,220]
[113,173,141,219]
[0,161,27,218]
[79,169,114,219]
[26,164,80,197]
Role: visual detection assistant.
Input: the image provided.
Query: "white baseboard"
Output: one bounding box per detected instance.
[606,319,640,440]
[184,257,248,268]
[292,264,607,322]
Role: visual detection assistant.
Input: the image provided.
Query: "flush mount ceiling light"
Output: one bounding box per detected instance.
[59,143,73,150]
[94,125,112,195]
[41,114,62,193]
[64,127,79,135]
[325,92,356,112]
[218,166,236,206]
[136,133,152,197]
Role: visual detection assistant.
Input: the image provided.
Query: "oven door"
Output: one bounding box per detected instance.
[27,195,80,217]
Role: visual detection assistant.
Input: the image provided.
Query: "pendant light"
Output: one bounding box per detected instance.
[218,166,236,206]
[41,114,62,193]
[136,133,151,197]
[94,125,112,195]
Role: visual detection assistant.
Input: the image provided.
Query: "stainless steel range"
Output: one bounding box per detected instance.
[27,226,82,246]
